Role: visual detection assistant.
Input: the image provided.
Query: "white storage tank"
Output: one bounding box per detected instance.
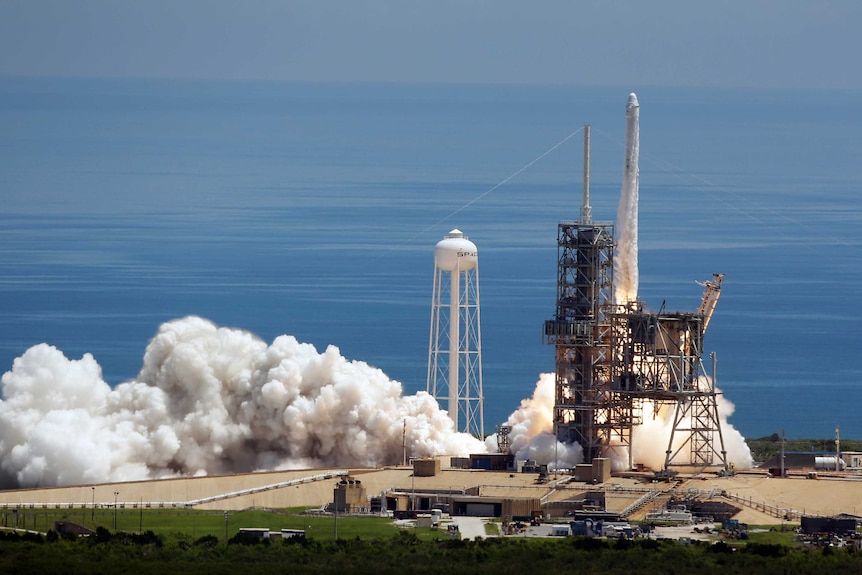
[814,456,845,471]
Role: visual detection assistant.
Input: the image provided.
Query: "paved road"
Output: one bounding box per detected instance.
[451,516,490,540]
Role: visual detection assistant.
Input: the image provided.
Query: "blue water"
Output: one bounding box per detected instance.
[1,78,860,440]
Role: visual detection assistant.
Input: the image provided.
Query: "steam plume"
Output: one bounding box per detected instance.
[488,373,752,471]
[0,316,485,488]
[484,374,583,470]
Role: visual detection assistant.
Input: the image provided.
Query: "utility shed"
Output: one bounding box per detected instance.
[573,464,593,481]
[414,458,441,477]
[593,458,611,483]
[843,452,862,469]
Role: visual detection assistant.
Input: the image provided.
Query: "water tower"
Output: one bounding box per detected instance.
[427,229,484,438]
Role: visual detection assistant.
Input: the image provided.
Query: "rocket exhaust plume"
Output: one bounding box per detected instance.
[0,316,485,488]
[487,373,752,472]
[615,93,640,304]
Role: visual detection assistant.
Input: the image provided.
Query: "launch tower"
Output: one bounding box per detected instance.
[544,100,729,472]
[427,229,485,438]
[543,126,632,462]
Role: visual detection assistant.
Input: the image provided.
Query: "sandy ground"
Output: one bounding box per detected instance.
[684,472,862,522]
[2,467,860,526]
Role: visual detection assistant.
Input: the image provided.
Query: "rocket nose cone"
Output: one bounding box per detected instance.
[627,93,639,108]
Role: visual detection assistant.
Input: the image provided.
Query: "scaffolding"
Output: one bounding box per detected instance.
[610,309,728,470]
[541,117,728,472]
[543,221,618,462]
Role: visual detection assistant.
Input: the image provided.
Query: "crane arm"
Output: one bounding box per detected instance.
[696,273,725,334]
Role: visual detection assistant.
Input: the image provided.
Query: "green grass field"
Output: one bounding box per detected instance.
[2,507,445,541]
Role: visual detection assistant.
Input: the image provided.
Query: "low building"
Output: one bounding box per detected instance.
[413,458,441,477]
[801,515,858,535]
[842,452,862,469]
[469,453,514,471]
[238,528,270,540]
[333,476,368,513]
[449,495,541,518]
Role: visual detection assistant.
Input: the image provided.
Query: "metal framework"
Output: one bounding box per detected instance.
[610,310,728,470]
[540,116,729,472]
[541,222,729,471]
[427,258,484,438]
[543,221,618,462]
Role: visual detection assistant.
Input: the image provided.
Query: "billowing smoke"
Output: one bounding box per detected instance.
[631,386,753,471]
[486,373,752,472]
[0,316,485,488]
[484,374,583,471]
[0,316,752,490]
[615,92,640,304]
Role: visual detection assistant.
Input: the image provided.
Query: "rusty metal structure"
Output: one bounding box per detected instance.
[543,125,728,472]
[542,219,622,463]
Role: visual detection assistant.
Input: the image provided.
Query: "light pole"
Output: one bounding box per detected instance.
[113,492,119,530]
[224,512,228,541]
[91,487,95,522]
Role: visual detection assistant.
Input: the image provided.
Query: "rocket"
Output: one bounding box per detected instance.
[615,92,640,304]
[624,93,640,179]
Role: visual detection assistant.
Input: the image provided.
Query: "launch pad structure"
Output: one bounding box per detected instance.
[543,123,729,473]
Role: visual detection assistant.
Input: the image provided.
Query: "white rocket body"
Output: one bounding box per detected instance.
[615,93,640,304]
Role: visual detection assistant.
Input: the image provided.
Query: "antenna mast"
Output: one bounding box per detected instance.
[581,125,592,223]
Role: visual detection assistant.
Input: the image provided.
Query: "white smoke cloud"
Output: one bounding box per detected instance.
[630,387,753,471]
[485,373,584,470]
[0,316,486,488]
[484,372,752,473]
[0,316,752,489]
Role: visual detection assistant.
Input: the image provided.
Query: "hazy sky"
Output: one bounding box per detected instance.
[1,1,860,89]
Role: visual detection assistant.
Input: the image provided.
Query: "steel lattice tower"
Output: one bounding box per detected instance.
[427,229,484,438]
[543,221,617,462]
[542,119,728,472]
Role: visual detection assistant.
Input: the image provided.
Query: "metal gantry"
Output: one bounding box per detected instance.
[610,309,728,471]
[544,222,728,471]
[543,221,616,462]
[541,109,728,472]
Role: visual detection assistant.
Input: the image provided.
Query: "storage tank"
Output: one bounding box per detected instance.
[814,456,845,471]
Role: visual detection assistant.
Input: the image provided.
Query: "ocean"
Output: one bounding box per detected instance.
[1,77,860,441]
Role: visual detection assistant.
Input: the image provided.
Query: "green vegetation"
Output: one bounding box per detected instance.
[2,527,861,575]
[2,507,405,541]
[483,521,499,536]
[743,526,803,546]
[745,434,862,464]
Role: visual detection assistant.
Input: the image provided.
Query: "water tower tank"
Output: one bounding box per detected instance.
[434,229,477,271]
